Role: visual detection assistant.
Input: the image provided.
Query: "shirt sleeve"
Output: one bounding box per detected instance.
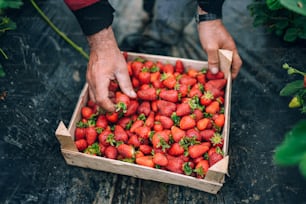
[64,0,115,36]
[197,0,225,18]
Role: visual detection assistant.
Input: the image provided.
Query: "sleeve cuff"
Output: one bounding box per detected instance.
[197,0,225,18]
[73,1,115,36]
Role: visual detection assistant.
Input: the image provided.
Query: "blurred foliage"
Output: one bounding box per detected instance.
[248,0,306,42]
[0,0,24,77]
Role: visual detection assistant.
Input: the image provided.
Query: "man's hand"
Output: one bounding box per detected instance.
[87,27,136,112]
[197,19,242,79]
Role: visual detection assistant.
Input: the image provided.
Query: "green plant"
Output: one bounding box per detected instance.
[0,0,23,77]
[247,0,306,42]
[274,64,306,178]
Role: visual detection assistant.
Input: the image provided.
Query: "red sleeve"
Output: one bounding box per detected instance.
[64,0,100,11]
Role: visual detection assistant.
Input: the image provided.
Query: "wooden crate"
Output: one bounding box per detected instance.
[55,49,233,194]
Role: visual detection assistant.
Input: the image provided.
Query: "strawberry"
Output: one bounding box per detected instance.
[109,80,119,92]
[117,144,135,159]
[186,128,201,141]
[151,130,170,150]
[162,63,175,74]
[210,133,224,148]
[153,122,164,132]
[98,130,115,146]
[196,73,206,84]
[153,152,168,166]
[130,120,144,133]
[139,144,153,155]
[188,143,210,158]
[115,91,130,107]
[131,61,144,77]
[204,79,226,98]
[134,125,151,139]
[189,84,202,98]
[135,150,144,158]
[194,160,209,178]
[81,106,94,119]
[200,91,214,106]
[197,118,210,131]
[86,126,98,145]
[206,70,224,80]
[159,89,179,103]
[162,73,176,89]
[114,125,128,143]
[137,87,157,101]
[158,115,174,129]
[214,114,225,127]
[205,101,220,115]
[177,83,189,97]
[144,60,154,69]
[136,156,155,168]
[176,103,191,117]
[200,129,215,142]
[209,152,223,167]
[75,139,88,151]
[179,115,196,130]
[104,145,118,159]
[168,143,185,156]
[156,100,176,117]
[193,109,204,121]
[144,111,155,128]
[132,77,140,88]
[137,101,151,116]
[179,75,197,86]
[127,134,141,148]
[75,127,86,140]
[117,117,132,129]
[138,69,151,84]
[106,112,119,123]
[124,100,139,117]
[175,60,184,74]
[165,155,184,174]
[96,115,108,129]
[171,126,186,143]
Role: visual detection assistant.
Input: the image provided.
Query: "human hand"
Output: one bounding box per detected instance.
[197,19,242,79]
[86,27,136,112]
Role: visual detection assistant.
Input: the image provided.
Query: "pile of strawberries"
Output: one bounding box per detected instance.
[74,53,227,179]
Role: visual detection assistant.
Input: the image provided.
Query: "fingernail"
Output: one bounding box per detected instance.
[129,90,137,98]
[210,67,219,74]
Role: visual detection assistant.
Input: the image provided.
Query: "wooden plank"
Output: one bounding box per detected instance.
[61,149,223,194]
[55,121,78,152]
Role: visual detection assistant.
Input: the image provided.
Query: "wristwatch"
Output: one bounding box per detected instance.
[195,13,219,23]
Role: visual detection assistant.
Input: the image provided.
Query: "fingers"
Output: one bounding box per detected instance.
[94,79,116,112]
[115,62,137,99]
[231,50,243,79]
[206,47,220,74]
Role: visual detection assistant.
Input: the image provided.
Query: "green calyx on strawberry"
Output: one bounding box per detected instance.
[84,143,101,156]
[210,133,224,147]
[115,102,127,113]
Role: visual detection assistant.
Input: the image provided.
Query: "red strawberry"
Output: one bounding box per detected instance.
[106,112,119,123]
[210,133,224,148]
[200,129,215,142]
[179,75,197,86]
[204,79,226,98]
[214,114,225,127]
[127,134,141,148]
[124,100,139,117]
[131,61,144,77]
[209,152,223,167]
[117,117,132,129]
[98,130,114,146]
[96,115,108,129]
[75,127,86,140]
[130,120,144,133]
[156,100,176,117]
[134,126,151,139]
[186,128,201,141]
[159,89,179,103]
[162,74,176,89]
[162,63,174,74]
[188,142,210,159]
[115,91,130,107]
[81,106,94,119]
[132,77,140,88]
[193,109,204,121]
[153,152,168,166]
[175,60,184,74]
[136,156,155,168]
[117,144,135,159]
[109,80,119,92]
[179,115,196,130]
[189,84,202,98]
[114,125,128,143]
[171,126,186,143]
[177,83,189,97]
[144,60,154,69]
[86,126,98,145]
[151,130,170,150]
[206,70,224,80]
[168,143,185,156]
[137,87,157,101]
[138,69,151,85]
[196,118,210,131]
[205,101,220,115]
[137,101,151,116]
[176,103,191,117]
[200,91,214,106]
[139,144,153,155]
[75,139,88,151]
[104,146,118,159]
[194,160,209,178]
[197,73,206,84]
[158,115,174,129]
[144,111,155,128]
[165,155,184,174]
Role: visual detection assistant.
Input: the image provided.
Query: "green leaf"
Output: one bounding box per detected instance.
[274,119,306,165]
[0,0,23,9]
[280,0,306,16]
[280,80,304,96]
[284,27,299,42]
[299,154,306,178]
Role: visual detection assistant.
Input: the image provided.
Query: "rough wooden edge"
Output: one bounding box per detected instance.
[61,149,223,194]
[55,121,78,152]
[204,156,229,183]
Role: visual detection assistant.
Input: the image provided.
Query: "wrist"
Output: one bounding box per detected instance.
[87,27,117,50]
